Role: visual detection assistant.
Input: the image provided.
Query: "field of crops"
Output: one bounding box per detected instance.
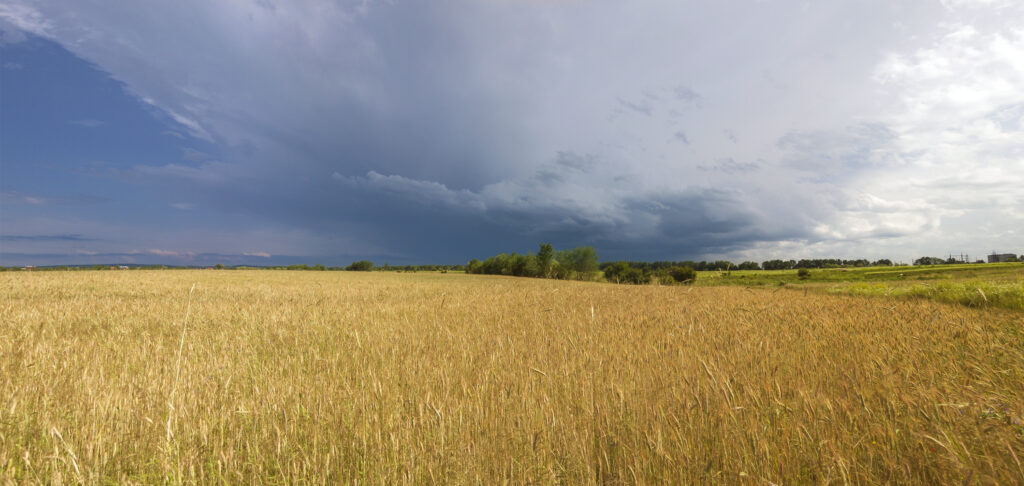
[2,270,1023,483]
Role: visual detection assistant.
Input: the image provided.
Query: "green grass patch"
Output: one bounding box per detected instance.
[827,280,1024,311]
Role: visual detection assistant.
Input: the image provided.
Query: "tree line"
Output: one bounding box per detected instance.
[761,259,894,270]
[599,258,896,272]
[466,244,699,286]
[466,244,599,280]
[914,255,1020,265]
[4,252,1017,274]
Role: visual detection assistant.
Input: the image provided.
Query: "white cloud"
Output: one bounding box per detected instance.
[147,249,192,257]
[0,3,51,41]
[859,19,1024,256]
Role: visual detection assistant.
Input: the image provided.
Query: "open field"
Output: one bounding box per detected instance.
[2,270,1023,483]
[696,262,1024,311]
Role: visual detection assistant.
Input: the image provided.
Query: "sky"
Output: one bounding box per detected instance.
[1,0,1022,266]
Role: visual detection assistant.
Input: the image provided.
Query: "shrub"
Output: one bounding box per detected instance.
[603,261,646,284]
[603,261,631,283]
[346,260,374,271]
[668,266,696,284]
[797,268,811,279]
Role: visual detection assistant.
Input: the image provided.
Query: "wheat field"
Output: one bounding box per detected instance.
[1,270,1023,484]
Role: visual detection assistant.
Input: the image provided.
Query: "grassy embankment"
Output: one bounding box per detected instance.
[1,270,1022,483]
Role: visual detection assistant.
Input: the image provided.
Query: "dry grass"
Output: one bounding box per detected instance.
[1,270,1023,484]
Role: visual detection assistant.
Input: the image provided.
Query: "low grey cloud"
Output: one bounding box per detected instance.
[777,123,898,179]
[673,86,702,105]
[1,234,92,242]
[616,97,654,117]
[697,157,760,173]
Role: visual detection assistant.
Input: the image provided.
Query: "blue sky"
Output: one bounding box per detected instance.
[1,1,1022,266]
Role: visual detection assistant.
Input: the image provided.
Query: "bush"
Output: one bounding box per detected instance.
[603,261,629,283]
[603,261,647,284]
[797,268,811,279]
[668,266,696,284]
[346,260,374,271]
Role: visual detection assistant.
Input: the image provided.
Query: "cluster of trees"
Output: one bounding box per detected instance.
[466,244,599,280]
[603,261,696,285]
[466,244,699,286]
[346,260,374,271]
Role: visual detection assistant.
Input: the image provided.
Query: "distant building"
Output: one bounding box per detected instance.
[988,253,1017,263]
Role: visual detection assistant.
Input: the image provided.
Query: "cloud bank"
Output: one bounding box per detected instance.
[1,1,1022,263]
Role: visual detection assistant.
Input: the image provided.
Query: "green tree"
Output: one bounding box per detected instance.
[570,246,599,280]
[552,250,575,280]
[508,254,530,276]
[536,243,554,278]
